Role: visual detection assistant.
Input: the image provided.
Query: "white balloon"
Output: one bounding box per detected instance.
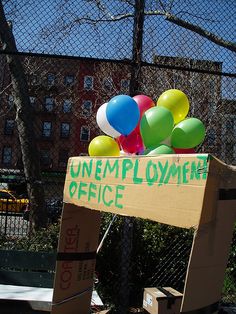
[96,103,121,138]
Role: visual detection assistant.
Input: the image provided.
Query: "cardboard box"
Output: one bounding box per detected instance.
[54,154,236,314]
[51,204,101,314]
[143,287,182,314]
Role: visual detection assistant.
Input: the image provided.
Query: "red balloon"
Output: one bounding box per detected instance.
[117,129,144,154]
[174,148,195,154]
[133,95,155,118]
[133,95,155,133]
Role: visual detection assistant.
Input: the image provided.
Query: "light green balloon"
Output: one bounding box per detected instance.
[171,118,206,149]
[147,145,175,155]
[140,107,174,149]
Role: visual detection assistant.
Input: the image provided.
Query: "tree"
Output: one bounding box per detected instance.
[0,1,47,230]
[44,0,235,53]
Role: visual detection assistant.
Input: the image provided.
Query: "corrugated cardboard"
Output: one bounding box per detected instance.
[63,154,210,228]
[51,204,101,314]
[143,287,182,314]
[54,154,236,314]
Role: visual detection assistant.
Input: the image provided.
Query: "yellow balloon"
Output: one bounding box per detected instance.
[88,135,120,157]
[157,89,189,124]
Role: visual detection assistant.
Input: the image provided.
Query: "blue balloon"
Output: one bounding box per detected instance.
[106,95,140,136]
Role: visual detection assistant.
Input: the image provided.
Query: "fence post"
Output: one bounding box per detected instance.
[117,1,145,312]
[129,0,145,96]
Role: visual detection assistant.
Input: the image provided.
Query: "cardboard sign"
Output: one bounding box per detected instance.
[64,154,210,228]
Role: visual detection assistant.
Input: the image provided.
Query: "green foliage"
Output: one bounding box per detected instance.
[0,223,60,252]
[1,214,236,309]
[95,214,194,308]
[222,268,236,303]
[222,225,236,303]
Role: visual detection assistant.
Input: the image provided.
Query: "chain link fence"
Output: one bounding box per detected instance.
[0,0,236,312]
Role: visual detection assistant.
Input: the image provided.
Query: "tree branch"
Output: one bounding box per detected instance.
[142,9,236,53]
[165,13,236,53]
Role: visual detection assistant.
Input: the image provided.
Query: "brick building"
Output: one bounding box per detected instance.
[0,54,224,176]
[0,55,131,174]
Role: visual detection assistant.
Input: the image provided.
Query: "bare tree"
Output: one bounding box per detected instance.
[43,0,236,53]
[0,1,47,230]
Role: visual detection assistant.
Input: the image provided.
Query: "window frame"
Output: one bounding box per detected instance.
[44,97,54,112]
[60,122,70,138]
[82,100,92,116]
[62,99,72,113]
[58,149,69,167]
[2,146,12,165]
[64,75,75,86]
[42,121,52,138]
[47,73,56,86]
[80,126,90,142]
[40,149,52,167]
[4,119,14,135]
[84,76,94,90]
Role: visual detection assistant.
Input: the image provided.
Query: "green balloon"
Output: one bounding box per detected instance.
[147,145,175,155]
[171,118,206,149]
[140,107,174,149]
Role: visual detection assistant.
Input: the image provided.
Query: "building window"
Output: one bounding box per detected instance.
[84,76,94,90]
[225,143,233,158]
[59,149,69,167]
[47,73,56,86]
[82,100,92,116]
[29,96,36,107]
[44,97,54,112]
[40,149,52,167]
[30,74,39,85]
[64,75,75,86]
[80,126,90,142]
[42,121,52,138]
[225,118,235,134]
[2,146,12,165]
[4,119,14,135]
[8,95,14,109]
[63,99,72,113]
[60,122,70,138]
[120,79,130,92]
[207,129,215,147]
[103,77,113,91]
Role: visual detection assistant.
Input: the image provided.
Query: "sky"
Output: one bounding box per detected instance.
[2,0,236,98]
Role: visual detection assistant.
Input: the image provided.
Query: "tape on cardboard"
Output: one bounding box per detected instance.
[56,251,96,261]
[156,287,182,309]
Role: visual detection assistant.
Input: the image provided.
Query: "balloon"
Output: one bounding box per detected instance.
[96,103,121,138]
[117,129,144,154]
[133,94,155,118]
[174,148,195,154]
[160,136,171,146]
[106,95,140,136]
[88,136,120,156]
[133,95,155,133]
[171,118,206,149]
[147,145,175,155]
[120,150,128,156]
[157,89,189,124]
[140,106,174,149]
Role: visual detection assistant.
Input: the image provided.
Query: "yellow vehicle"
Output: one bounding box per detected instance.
[0,190,29,213]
